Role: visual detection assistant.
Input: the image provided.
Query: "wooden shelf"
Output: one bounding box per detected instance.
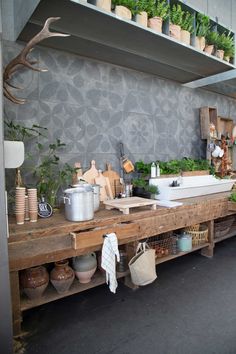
[214,230,236,243]
[18,0,235,85]
[155,243,210,265]
[21,269,129,311]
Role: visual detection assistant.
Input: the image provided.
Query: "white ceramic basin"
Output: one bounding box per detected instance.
[150,175,235,200]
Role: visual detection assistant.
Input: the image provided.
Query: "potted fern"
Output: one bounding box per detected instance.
[180,10,194,45]
[95,0,111,12]
[146,0,169,33]
[195,13,210,51]
[214,32,228,60]
[112,0,136,20]
[170,4,184,41]
[222,32,235,62]
[204,30,218,55]
[134,0,149,27]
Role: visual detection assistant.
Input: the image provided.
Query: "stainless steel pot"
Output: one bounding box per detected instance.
[71,183,100,212]
[63,186,94,222]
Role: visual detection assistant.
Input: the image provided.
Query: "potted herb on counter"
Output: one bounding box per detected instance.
[132,177,159,199]
[34,139,75,209]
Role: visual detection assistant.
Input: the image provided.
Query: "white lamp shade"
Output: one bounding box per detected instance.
[4,141,24,168]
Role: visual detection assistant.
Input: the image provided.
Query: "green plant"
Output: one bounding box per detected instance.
[196,13,210,37]
[34,139,75,207]
[216,32,235,58]
[4,119,47,142]
[205,30,219,46]
[132,177,159,195]
[181,11,194,33]
[170,4,184,26]
[135,160,151,176]
[112,0,137,15]
[145,0,169,20]
[229,191,236,202]
[135,0,149,14]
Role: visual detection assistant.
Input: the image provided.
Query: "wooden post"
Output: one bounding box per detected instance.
[201,220,214,258]
[10,271,22,336]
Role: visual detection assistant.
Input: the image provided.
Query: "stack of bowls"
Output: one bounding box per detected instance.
[27,188,38,222]
[15,187,26,225]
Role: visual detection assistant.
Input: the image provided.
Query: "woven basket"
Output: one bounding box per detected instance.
[185,225,208,246]
[184,224,200,232]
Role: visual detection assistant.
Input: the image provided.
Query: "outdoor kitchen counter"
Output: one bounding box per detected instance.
[8,192,234,271]
[8,192,236,335]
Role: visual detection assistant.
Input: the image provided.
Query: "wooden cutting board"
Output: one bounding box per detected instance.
[103,163,122,197]
[103,197,157,215]
[95,170,109,202]
[82,160,98,184]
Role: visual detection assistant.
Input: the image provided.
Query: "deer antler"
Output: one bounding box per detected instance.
[3,17,70,104]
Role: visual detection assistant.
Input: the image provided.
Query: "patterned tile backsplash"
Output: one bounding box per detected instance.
[3,40,236,182]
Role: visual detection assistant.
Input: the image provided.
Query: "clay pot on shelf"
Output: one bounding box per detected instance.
[194,36,205,51]
[215,49,224,60]
[114,5,131,20]
[135,11,148,27]
[204,44,214,55]
[50,260,75,294]
[148,17,163,33]
[95,0,111,12]
[20,266,49,300]
[72,253,97,284]
[180,29,190,45]
[169,24,181,41]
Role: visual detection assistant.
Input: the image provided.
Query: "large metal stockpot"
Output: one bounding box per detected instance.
[63,186,94,222]
[71,183,100,211]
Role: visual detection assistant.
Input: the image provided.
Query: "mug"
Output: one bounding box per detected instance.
[212,145,222,158]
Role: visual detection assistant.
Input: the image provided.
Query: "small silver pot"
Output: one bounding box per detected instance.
[64,186,94,222]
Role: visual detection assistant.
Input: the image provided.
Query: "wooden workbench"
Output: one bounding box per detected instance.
[8,193,236,335]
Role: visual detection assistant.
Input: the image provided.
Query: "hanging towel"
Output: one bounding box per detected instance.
[101,232,120,294]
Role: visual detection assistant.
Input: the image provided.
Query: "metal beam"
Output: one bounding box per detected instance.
[183,69,236,88]
[0,1,13,353]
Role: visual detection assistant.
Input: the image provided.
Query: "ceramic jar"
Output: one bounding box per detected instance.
[73,253,97,284]
[50,260,75,294]
[20,266,49,300]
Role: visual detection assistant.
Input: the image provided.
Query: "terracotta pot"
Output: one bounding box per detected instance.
[204,44,214,55]
[114,5,131,20]
[50,260,75,294]
[73,253,97,284]
[95,0,111,12]
[169,24,181,41]
[195,36,205,51]
[180,30,190,45]
[215,49,224,60]
[135,11,148,27]
[224,56,230,62]
[148,17,163,33]
[20,266,49,300]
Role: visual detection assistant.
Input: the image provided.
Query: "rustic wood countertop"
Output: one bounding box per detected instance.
[8,192,233,271]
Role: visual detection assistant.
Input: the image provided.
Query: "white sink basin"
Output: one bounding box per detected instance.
[150,175,235,200]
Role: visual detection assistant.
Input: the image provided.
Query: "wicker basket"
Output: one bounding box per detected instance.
[184,224,208,246]
[184,224,200,232]
[148,233,178,258]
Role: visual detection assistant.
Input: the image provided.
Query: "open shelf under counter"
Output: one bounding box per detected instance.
[155,243,210,265]
[21,269,129,311]
[214,230,236,244]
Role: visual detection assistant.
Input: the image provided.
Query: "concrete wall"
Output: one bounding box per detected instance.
[3,40,236,185]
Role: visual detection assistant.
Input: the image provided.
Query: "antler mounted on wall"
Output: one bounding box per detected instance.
[3,17,70,104]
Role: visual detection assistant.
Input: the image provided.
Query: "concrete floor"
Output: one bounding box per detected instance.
[23,238,236,354]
